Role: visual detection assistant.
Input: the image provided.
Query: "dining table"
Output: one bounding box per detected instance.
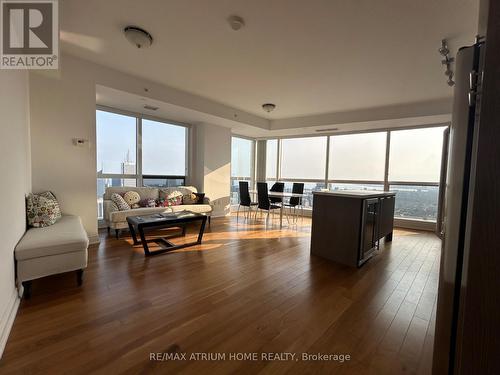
[249,190,305,229]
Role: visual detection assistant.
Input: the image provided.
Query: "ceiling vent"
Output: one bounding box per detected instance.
[143,104,158,111]
[315,128,339,132]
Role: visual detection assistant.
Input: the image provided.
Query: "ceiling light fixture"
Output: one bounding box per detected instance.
[143,104,158,111]
[228,15,245,31]
[262,103,276,113]
[124,26,153,49]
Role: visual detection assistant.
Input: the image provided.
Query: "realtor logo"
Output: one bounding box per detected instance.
[1,0,58,69]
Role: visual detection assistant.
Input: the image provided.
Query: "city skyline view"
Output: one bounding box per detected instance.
[97,110,445,223]
[96,110,187,176]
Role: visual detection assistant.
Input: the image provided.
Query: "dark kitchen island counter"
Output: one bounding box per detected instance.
[310,191,396,267]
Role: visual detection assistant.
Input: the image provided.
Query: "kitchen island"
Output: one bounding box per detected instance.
[310,190,396,267]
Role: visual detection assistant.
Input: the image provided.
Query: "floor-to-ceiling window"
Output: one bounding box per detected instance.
[96,108,188,221]
[258,124,447,225]
[96,110,138,220]
[230,136,255,205]
[265,139,278,183]
[388,127,446,222]
[141,118,187,187]
[328,131,386,192]
[279,136,327,208]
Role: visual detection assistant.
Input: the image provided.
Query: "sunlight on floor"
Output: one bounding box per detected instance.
[120,214,312,254]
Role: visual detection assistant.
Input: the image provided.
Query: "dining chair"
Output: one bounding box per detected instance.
[284,182,304,224]
[269,182,285,205]
[255,182,281,223]
[237,181,257,221]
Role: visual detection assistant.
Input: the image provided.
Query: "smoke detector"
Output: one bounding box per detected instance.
[228,15,245,31]
[124,26,153,48]
[262,103,276,113]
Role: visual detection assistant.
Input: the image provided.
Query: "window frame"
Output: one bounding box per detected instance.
[231,135,256,180]
[96,106,190,222]
[230,135,256,205]
[327,131,388,183]
[279,136,328,181]
[141,117,189,179]
[387,126,446,184]
[258,123,448,225]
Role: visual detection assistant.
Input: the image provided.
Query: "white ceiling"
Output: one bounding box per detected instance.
[96,85,451,139]
[96,85,265,137]
[61,0,479,121]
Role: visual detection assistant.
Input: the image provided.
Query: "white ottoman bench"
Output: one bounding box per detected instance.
[15,215,89,299]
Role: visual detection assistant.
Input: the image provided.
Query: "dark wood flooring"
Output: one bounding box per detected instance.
[0,215,440,374]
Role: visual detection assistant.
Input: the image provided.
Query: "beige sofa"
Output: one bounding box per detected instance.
[103,186,212,237]
[15,215,89,298]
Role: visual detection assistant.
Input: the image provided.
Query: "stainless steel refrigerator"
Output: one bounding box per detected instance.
[433,40,485,374]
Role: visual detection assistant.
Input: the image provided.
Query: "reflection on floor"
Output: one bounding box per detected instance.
[1,215,440,374]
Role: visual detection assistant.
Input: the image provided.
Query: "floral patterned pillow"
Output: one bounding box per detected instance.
[167,195,183,206]
[167,191,183,206]
[157,192,183,207]
[39,191,62,220]
[26,193,61,228]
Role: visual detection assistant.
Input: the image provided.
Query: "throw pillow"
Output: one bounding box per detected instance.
[182,192,198,205]
[139,198,157,208]
[156,196,182,207]
[38,191,62,219]
[26,193,61,228]
[168,195,183,206]
[167,191,183,206]
[156,191,183,207]
[123,191,141,209]
[194,192,205,204]
[158,188,173,201]
[167,190,182,199]
[111,193,130,211]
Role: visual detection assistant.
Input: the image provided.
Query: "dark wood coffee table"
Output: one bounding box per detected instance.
[126,211,207,256]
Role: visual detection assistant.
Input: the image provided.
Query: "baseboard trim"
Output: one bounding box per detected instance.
[88,235,100,245]
[0,288,20,359]
[394,218,436,232]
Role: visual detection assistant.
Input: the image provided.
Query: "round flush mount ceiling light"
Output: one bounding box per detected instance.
[228,15,245,31]
[262,103,276,113]
[124,26,153,48]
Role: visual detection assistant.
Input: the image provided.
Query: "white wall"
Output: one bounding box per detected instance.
[0,70,31,356]
[192,123,231,217]
[29,54,233,236]
[29,58,97,241]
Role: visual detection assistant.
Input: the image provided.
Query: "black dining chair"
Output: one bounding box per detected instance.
[255,182,281,222]
[237,181,257,220]
[284,183,304,224]
[269,182,285,205]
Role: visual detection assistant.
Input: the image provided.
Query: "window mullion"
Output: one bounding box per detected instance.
[325,136,330,188]
[384,131,391,191]
[276,139,281,181]
[137,116,143,187]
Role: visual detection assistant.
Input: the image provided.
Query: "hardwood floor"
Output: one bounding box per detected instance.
[0,215,440,374]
